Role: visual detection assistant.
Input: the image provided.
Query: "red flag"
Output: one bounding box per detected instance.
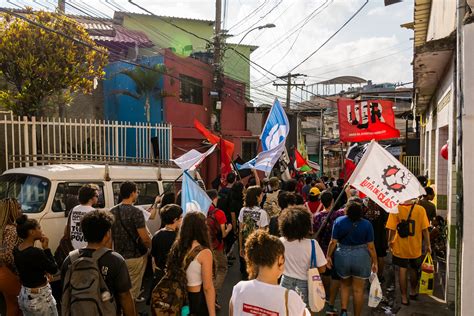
[194,119,234,175]
[193,119,220,144]
[294,149,307,169]
[337,99,400,142]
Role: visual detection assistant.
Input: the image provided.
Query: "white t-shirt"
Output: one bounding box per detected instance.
[280,238,327,280]
[238,206,270,228]
[231,279,310,316]
[70,205,95,249]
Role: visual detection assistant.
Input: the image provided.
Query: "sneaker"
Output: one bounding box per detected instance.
[326,305,338,315]
[135,296,146,303]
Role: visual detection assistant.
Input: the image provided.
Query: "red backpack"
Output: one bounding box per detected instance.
[207,206,223,249]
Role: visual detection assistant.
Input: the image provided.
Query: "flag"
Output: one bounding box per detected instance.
[194,119,220,144]
[260,99,290,151]
[347,140,426,213]
[171,144,217,171]
[193,119,234,175]
[337,99,400,142]
[238,99,289,174]
[344,143,369,181]
[181,171,212,215]
[233,156,252,178]
[294,149,320,172]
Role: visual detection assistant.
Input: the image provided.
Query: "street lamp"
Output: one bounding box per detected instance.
[238,23,276,45]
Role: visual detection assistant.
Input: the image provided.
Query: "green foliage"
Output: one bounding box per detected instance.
[115,64,172,122]
[0,9,108,117]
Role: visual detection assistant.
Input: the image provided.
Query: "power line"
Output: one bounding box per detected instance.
[233,0,283,37]
[226,0,269,32]
[286,0,369,73]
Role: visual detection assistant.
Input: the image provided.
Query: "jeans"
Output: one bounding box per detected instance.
[280,275,308,305]
[334,244,371,279]
[18,284,58,316]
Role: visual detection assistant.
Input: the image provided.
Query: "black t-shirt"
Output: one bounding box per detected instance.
[151,229,177,271]
[110,204,146,259]
[61,248,131,303]
[14,247,58,288]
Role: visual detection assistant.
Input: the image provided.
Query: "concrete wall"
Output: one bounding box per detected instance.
[427,0,456,41]
[461,21,474,316]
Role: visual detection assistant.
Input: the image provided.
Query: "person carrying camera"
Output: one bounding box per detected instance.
[386,200,431,306]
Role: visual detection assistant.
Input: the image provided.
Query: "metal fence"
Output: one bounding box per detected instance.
[404,155,421,176]
[0,112,173,170]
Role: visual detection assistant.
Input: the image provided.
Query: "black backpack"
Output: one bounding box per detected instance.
[61,248,116,316]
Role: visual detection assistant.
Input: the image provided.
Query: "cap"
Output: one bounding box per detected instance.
[309,187,321,196]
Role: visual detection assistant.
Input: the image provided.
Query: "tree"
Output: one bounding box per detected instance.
[114,64,172,123]
[0,9,108,117]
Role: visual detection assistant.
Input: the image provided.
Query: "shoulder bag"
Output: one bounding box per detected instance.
[116,205,148,256]
[307,239,326,312]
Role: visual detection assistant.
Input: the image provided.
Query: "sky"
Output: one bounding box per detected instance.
[1,0,415,105]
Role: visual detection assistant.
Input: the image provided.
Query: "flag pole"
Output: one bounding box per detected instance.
[313,183,350,239]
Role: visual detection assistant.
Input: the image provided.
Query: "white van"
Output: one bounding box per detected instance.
[0,163,203,253]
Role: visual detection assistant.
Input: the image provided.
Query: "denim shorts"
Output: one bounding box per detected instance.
[280,275,308,305]
[334,244,371,280]
[18,284,58,316]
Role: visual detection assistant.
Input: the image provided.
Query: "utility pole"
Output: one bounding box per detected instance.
[58,0,65,13]
[212,0,223,131]
[273,73,306,107]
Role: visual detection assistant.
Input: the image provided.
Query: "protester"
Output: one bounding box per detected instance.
[61,210,135,315]
[285,179,298,194]
[305,187,322,214]
[268,191,295,237]
[364,199,389,281]
[326,198,378,316]
[386,200,431,305]
[279,206,327,305]
[206,189,233,307]
[229,181,244,239]
[230,230,310,316]
[238,186,270,279]
[302,177,312,201]
[263,177,281,218]
[418,186,437,222]
[14,214,58,315]
[312,191,345,314]
[69,184,99,249]
[331,179,346,210]
[166,211,216,316]
[160,192,176,208]
[150,204,183,286]
[110,181,151,302]
[0,198,22,316]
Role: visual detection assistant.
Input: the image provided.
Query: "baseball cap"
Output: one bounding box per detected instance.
[309,187,321,196]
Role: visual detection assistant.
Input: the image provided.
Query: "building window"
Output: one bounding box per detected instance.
[180,74,203,105]
[242,140,258,163]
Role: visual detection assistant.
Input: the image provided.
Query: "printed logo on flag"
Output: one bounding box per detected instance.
[381,165,412,193]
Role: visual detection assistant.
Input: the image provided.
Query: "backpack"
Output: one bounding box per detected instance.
[61,248,116,316]
[207,206,223,249]
[263,191,281,218]
[241,208,259,243]
[151,245,205,316]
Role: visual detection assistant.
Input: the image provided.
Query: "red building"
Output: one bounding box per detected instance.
[162,49,251,186]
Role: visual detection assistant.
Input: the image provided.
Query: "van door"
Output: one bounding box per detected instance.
[43,181,106,252]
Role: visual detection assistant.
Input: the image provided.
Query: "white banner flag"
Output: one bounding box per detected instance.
[347,140,426,213]
[172,144,217,171]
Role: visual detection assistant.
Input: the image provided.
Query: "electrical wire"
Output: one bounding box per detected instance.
[286,0,369,73]
[226,0,269,32]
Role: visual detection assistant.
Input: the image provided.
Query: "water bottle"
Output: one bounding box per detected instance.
[181,305,190,316]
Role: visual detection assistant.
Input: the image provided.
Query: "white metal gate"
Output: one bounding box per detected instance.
[0,112,173,170]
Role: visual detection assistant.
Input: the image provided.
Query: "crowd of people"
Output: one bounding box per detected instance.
[0,170,441,316]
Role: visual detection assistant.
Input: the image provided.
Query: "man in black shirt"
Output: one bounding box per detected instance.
[61,210,135,316]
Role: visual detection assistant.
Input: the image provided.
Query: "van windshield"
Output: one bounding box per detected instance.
[0,173,51,213]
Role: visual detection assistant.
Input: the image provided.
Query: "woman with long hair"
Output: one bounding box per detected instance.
[14,214,58,315]
[326,198,378,316]
[166,211,216,316]
[0,198,22,316]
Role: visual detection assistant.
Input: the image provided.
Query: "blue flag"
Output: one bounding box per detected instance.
[181,171,212,215]
[260,99,289,151]
[238,99,289,174]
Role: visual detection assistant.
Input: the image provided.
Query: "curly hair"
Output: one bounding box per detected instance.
[81,210,114,243]
[345,197,364,222]
[245,229,285,279]
[278,206,312,241]
[166,211,211,274]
